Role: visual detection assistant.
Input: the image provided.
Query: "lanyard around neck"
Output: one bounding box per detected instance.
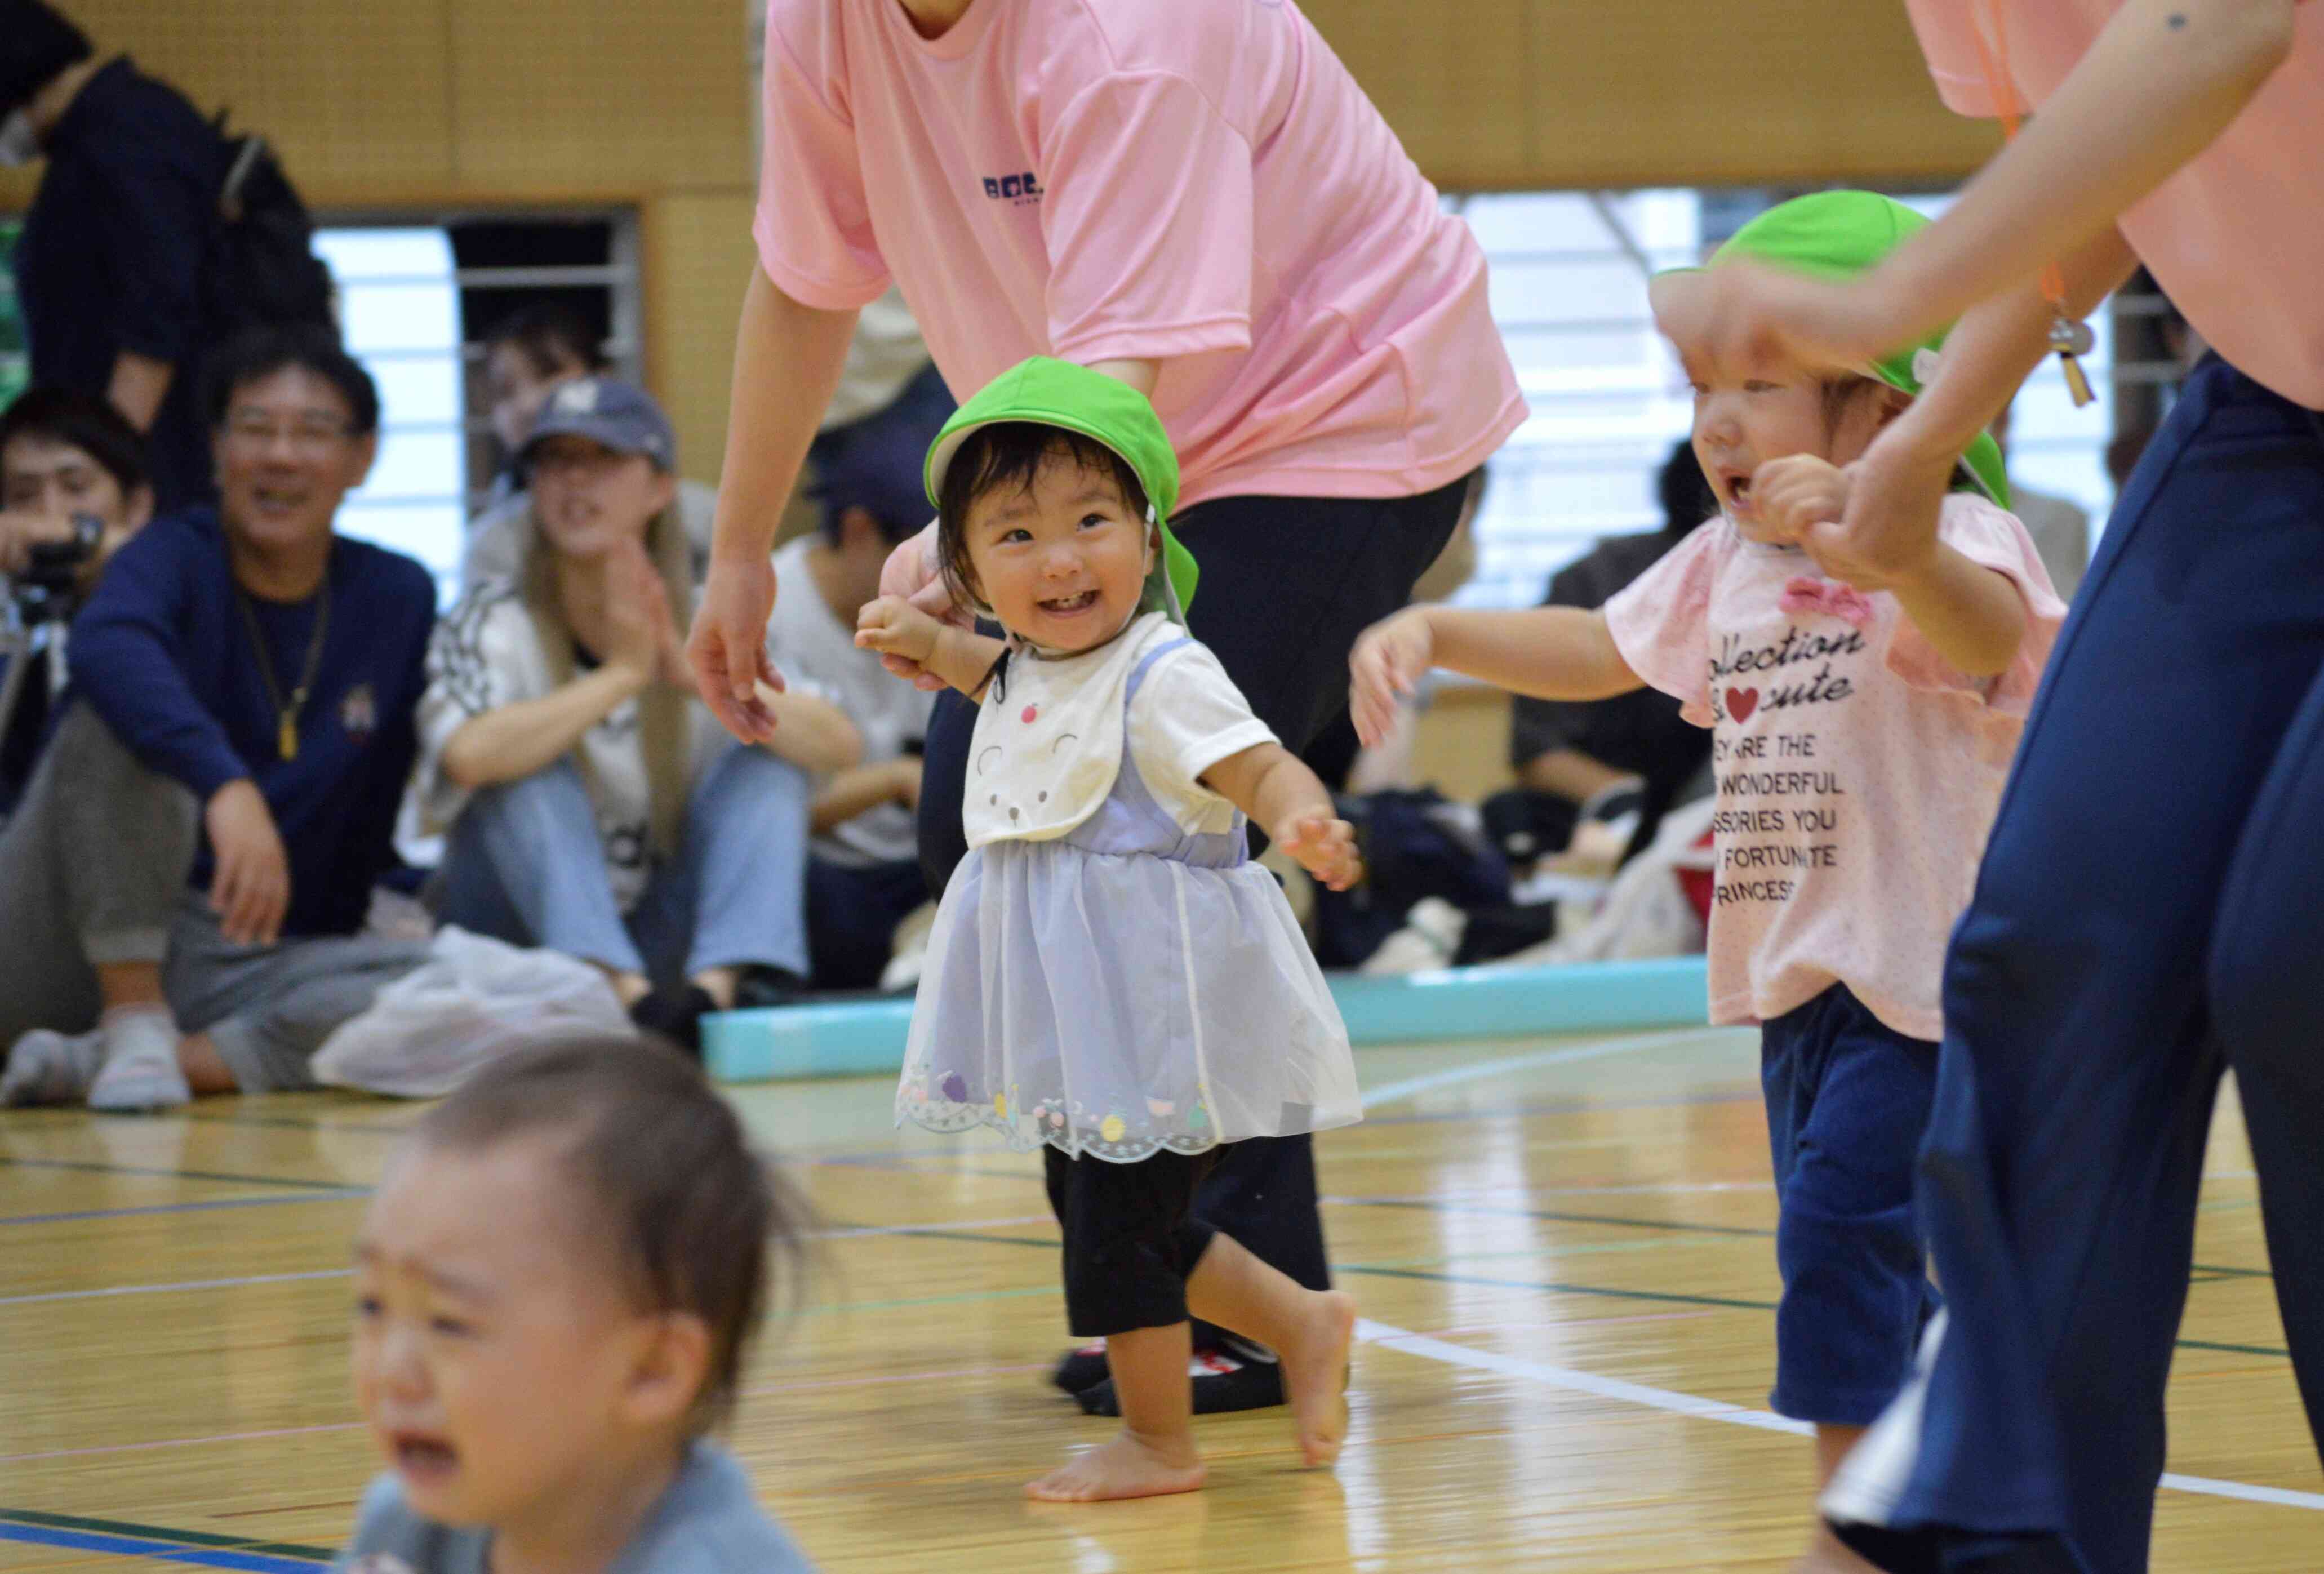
[1967,0,2098,405]
[233,566,332,763]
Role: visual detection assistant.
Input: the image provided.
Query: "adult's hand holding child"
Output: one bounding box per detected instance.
[1347,608,1436,750]
[874,523,969,691]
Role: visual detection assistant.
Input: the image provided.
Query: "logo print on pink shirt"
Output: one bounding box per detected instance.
[1725,687,1760,723]
[981,171,1044,206]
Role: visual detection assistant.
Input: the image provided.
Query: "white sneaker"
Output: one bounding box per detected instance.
[1,1028,104,1107]
[86,1010,191,1111]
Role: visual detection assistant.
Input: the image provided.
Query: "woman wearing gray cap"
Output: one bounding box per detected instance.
[419,376,863,1050]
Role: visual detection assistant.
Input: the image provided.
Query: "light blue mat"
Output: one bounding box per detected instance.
[702,955,1709,1084]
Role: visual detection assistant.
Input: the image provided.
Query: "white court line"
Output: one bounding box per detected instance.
[1359,1027,1738,1111]
[1356,1318,2324,1514]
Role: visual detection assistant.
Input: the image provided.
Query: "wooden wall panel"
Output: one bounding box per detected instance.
[1512,0,1999,188]
[1297,0,1997,190]
[32,0,456,188]
[641,192,760,488]
[1296,0,1532,189]
[446,0,753,190]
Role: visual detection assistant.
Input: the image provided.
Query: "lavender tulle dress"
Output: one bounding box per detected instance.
[896,630,1358,1162]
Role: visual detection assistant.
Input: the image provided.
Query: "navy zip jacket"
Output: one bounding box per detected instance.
[66,509,436,939]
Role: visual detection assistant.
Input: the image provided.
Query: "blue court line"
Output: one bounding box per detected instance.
[0,1190,368,1228]
[0,1519,327,1570]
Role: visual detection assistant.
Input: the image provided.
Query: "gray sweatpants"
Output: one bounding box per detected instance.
[0,703,428,1091]
[165,897,428,1092]
[0,702,198,1047]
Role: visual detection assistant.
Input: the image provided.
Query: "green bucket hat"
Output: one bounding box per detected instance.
[925,357,1199,626]
[1648,190,2010,508]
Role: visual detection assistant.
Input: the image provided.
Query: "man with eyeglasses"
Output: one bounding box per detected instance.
[0,325,436,1111]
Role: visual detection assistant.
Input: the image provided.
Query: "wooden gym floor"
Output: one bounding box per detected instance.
[2,1026,2316,1571]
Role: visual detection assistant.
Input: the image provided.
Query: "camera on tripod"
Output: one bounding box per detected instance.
[8,512,105,624]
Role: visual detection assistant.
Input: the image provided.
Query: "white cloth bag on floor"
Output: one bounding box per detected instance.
[310,927,634,1099]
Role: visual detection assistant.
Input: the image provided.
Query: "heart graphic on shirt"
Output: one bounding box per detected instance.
[1725,687,1760,722]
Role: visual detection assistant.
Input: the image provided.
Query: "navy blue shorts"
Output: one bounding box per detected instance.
[1762,982,1942,1425]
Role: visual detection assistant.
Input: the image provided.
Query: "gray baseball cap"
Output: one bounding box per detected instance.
[521,375,677,472]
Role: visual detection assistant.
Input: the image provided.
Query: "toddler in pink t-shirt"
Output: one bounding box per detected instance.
[1350,192,2064,1505]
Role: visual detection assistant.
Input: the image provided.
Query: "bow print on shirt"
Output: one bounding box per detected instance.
[1780,576,1875,630]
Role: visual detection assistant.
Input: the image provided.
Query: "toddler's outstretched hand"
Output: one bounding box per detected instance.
[1348,609,1434,750]
[1279,813,1362,893]
[856,595,943,669]
[1750,454,1849,546]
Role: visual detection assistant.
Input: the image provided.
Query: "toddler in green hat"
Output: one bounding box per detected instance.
[1351,195,2068,1513]
[855,357,1365,1504]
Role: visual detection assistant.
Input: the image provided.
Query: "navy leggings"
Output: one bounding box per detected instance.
[1832,358,2324,1573]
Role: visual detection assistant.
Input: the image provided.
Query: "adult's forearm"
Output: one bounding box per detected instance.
[107,351,174,432]
[710,269,860,566]
[759,688,863,774]
[1517,748,1638,806]
[1890,227,2141,464]
[437,667,644,789]
[812,761,906,834]
[1867,0,2295,345]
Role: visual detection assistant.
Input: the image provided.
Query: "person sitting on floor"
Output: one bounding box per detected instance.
[0,325,436,1109]
[419,375,861,1051]
[766,365,953,990]
[0,386,156,816]
[460,304,720,590]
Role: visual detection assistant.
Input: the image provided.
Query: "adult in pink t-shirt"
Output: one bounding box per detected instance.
[687,0,1523,1413]
[1706,6,2324,1573]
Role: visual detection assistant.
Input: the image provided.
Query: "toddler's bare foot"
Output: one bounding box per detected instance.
[1280,1290,1357,1468]
[1024,1428,1206,1502]
[1792,1524,1886,1573]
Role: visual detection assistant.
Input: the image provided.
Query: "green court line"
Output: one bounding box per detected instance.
[2176,1337,2292,1358]
[0,1154,359,1191]
[0,1505,336,1560]
[2190,1261,2273,1279]
[804,1284,1058,1316]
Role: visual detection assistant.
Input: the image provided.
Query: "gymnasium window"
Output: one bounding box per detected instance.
[1452,188,2150,611]
[313,214,642,607]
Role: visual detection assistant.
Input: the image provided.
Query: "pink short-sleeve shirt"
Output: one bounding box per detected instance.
[1903,0,2324,410]
[754,0,1527,506]
[1605,496,2067,1039]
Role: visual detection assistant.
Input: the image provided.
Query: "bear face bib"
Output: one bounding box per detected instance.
[961,612,1178,850]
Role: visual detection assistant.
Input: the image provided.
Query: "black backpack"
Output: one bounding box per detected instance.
[202,114,336,345]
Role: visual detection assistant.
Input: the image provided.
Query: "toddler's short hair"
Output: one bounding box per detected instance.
[412,1035,808,1433]
[931,421,1148,610]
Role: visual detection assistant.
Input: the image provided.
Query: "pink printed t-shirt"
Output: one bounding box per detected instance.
[1604,496,2067,1041]
[1904,0,2324,410]
[754,0,1527,506]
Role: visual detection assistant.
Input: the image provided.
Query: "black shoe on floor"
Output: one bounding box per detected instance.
[629,984,717,1056]
[1050,1341,1110,1395]
[1072,1345,1287,1417]
[731,965,811,1010]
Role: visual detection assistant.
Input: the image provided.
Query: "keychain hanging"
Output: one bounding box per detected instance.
[1970,1,2097,407]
